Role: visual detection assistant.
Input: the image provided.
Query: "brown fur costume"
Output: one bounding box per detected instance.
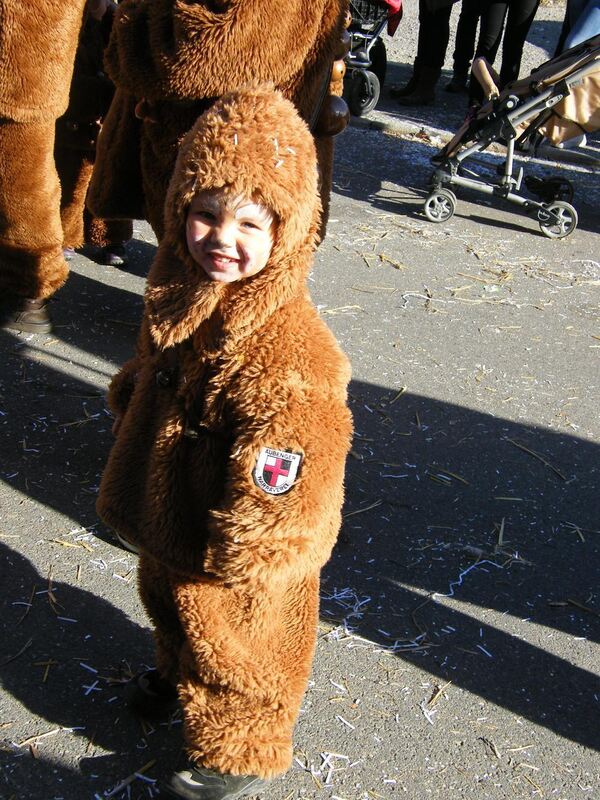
[97,86,353,778]
[55,9,132,251]
[87,0,349,239]
[0,0,86,299]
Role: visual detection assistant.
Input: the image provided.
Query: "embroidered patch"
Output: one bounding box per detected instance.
[253,447,303,495]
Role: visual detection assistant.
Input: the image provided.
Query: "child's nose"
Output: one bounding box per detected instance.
[213,219,237,247]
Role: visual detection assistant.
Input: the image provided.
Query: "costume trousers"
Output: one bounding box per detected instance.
[138,552,320,779]
[0,119,68,299]
[54,147,133,250]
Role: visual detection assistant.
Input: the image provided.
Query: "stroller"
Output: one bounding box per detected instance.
[343,0,402,116]
[425,34,600,238]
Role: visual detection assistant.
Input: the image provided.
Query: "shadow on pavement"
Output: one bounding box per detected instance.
[334,132,600,236]
[1,284,598,798]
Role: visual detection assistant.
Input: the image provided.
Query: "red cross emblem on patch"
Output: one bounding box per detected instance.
[253,447,303,495]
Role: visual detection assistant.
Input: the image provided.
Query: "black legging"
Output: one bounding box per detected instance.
[470,0,540,101]
[452,0,481,77]
[415,0,454,71]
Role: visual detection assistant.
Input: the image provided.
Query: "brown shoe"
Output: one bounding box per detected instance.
[0,295,52,334]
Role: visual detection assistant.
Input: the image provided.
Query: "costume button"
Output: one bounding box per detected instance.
[155,369,173,387]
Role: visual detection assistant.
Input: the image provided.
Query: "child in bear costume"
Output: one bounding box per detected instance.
[86,0,350,241]
[96,86,353,800]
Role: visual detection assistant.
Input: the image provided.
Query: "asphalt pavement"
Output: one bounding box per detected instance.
[1,3,599,798]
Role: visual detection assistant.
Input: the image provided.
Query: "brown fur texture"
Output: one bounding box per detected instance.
[0,0,86,298]
[97,87,353,777]
[0,119,69,298]
[55,11,132,250]
[0,1,86,123]
[87,0,348,238]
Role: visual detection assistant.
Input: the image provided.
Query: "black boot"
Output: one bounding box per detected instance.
[445,72,469,93]
[396,66,441,106]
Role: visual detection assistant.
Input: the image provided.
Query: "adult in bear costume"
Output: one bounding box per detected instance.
[87,0,350,240]
[55,4,133,265]
[0,0,88,331]
[96,86,352,795]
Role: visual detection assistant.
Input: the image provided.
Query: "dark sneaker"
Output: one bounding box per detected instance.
[101,244,128,267]
[162,765,268,800]
[0,296,52,334]
[125,669,179,719]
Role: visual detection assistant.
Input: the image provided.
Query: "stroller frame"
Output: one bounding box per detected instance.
[344,0,390,116]
[426,51,599,238]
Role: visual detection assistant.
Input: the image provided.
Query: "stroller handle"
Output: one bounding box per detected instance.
[472,57,500,100]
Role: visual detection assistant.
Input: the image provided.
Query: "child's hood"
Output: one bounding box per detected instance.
[145,86,321,350]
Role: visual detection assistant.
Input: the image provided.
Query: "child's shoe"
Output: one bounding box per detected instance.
[125,669,179,719]
[101,243,128,267]
[162,765,268,800]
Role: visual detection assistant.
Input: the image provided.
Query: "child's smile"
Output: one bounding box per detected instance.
[186,190,275,283]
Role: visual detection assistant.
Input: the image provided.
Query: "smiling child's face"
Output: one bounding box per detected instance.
[185,189,275,283]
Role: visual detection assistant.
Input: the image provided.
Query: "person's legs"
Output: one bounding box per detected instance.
[468,1,508,104]
[55,148,92,250]
[475,1,508,63]
[396,0,453,105]
[0,119,67,299]
[390,0,429,97]
[85,216,133,266]
[450,0,481,83]
[0,119,68,332]
[499,0,541,86]
[172,572,320,781]
[137,553,186,686]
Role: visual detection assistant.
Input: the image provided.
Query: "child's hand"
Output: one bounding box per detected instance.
[112,415,122,437]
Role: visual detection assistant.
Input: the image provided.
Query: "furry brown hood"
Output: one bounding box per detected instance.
[145,86,321,351]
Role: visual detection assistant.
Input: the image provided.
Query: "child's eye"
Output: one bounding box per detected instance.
[241,220,260,230]
[195,210,216,221]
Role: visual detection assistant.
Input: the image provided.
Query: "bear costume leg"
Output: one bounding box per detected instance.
[138,556,320,779]
[55,148,92,250]
[55,148,134,251]
[138,554,186,686]
[0,119,67,299]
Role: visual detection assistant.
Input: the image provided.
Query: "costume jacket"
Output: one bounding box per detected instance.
[96,88,353,777]
[87,0,349,238]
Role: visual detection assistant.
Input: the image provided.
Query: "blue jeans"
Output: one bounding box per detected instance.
[563,0,600,50]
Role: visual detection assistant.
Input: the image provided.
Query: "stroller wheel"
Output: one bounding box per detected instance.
[537,201,578,239]
[347,70,380,116]
[424,189,456,223]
